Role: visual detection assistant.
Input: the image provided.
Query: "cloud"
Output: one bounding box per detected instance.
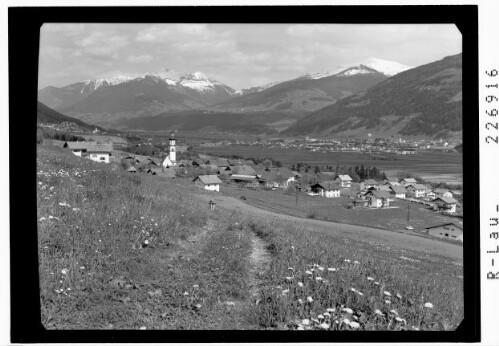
[42,23,85,36]
[75,31,129,58]
[127,54,155,64]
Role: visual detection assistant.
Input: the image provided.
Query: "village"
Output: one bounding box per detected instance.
[61,131,464,243]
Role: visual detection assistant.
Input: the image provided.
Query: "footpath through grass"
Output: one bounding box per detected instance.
[37,145,463,330]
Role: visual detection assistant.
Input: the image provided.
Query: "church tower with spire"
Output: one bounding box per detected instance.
[169,131,176,164]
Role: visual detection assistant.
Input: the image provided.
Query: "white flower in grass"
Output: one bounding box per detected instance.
[48,216,54,220]
[80,266,85,270]
[344,259,351,263]
[39,217,46,221]
[350,287,356,292]
[61,269,68,275]
[352,315,359,321]
[318,314,324,320]
[301,319,310,326]
[297,326,304,330]
[395,317,407,324]
[342,318,351,326]
[424,302,434,309]
[193,284,199,289]
[288,267,294,271]
[291,246,295,251]
[390,309,398,316]
[412,326,420,331]
[285,276,293,282]
[384,291,391,297]
[374,281,380,285]
[353,261,360,265]
[323,312,331,318]
[297,282,304,287]
[342,307,353,314]
[385,300,391,305]
[335,320,339,324]
[357,291,364,296]
[315,277,323,281]
[327,268,337,272]
[183,291,189,296]
[140,326,146,330]
[319,323,330,330]
[282,289,289,296]
[374,309,383,316]
[327,308,335,313]
[311,318,320,324]
[298,299,303,305]
[396,293,402,299]
[367,277,374,281]
[318,266,324,271]
[305,270,313,275]
[307,296,314,303]
[350,321,360,329]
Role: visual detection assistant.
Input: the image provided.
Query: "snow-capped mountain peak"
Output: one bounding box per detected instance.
[354,58,413,77]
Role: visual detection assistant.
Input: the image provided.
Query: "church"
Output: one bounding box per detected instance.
[162,132,177,168]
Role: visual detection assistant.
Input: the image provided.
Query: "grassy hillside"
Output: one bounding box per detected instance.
[37,145,463,330]
[283,53,462,138]
[37,101,99,130]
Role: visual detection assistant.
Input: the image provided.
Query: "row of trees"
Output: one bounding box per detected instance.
[291,162,386,182]
[38,128,86,142]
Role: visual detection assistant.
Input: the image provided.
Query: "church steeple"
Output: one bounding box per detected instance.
[169,131,176,163]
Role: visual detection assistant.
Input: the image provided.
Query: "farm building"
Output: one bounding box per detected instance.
[352,199,369,209]
[433,188,453,198]
[360,179,379,191]
[383,177,401,186]
[425,223,463,242]
[407,184,427,199]
[232,165,257,176]
[193,175,223,192]
[162,156,174,168]
[425,191,436,200]
[63,142,112,163]
[310,181,341,198]
[335,174,353,188]
[230,175,259,187]
[258,167,296,189]
[206,159,230,169]
[401,178,418,187]
[390,185,407,198]
[432,196,459,213]
[367,190,391,208]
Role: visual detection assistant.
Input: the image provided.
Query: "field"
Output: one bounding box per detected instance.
[36,145,463,331]
[193,145,463,184]
[220,184,462,234]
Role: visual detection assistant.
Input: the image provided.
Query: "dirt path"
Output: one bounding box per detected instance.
[199,194,463,260]
[248,233,271,299]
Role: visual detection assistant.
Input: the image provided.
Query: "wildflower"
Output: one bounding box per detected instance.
[352,315,359,320]
[72,208,80,212]
[327,267,337,272]
[319,323,330,330]
[395,317,406,324]
[307,296,314,303]
[195,304,202,310]
[282,289,289,296]
[288,267,294,271]
[342,318,351,326]
[323,312,331,318]
[297,326,304,330]
[412,326,420,331]
[193,284,199,289]
[140,217,144,219]
[291,246,295,250]
[183,291,189,296]
[327,308,335,313]
[285,276,293,282]
[374,281,380,285]
[367,277,374,281]
[354,261,360,264]
[350,321,360,329]
[305,270,313,275]
[390,309,399,316]
[144,240,149,245]
[318,314,324,320]
[315,277,323,281]
[357,291,364,296]
[311,318,320,324]
[385,300,391,305]
[48,216,54,219]
[342,308,353,314]
[226,301,235,306]
[80,266,85,270]
[424,302,434,309]
[396,293,402,299]
[344,259,351,263]
[301,319,310,326]
[318,266,324,271]
[298,299,303,305]
[67,288,71,291]
[39,217,46,221]
[297,282,304,287]
[140,326,146,330]
[350,288,357,293]
[374,309,383,316]
[61,269,68,275]
[384,291,392,297]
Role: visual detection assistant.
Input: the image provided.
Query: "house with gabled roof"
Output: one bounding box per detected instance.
[407,184,427,198]
[390,185,407,199]
[432,196,459,213]
[360,179,379,191]
[257,167,297,189]
[401,177,418,187]
[206,158,230,169]
[366,190,391,208]
[310,181,341,198]
[383,176,400,185]
[63,142,112,163]
[335,174,353,188]
[231,165,257,176]
[425,222,463,242]
[193,175,223,192]
[434,188,453,198]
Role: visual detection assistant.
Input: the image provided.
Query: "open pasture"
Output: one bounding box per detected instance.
[194,145,462,183]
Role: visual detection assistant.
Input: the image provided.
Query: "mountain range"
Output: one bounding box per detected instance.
[37,55,461,138]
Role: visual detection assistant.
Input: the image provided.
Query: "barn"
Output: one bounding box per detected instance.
[193,175,223,192]
[425,223,463,242]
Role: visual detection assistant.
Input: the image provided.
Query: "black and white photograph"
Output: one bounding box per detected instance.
[7,3,488,343]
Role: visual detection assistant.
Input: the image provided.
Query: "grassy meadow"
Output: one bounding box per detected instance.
[37,145,463,330]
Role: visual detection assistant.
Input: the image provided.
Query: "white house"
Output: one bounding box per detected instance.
[360,179,379,191]
[432,196,458,213]
[401,178,418,187]
[407,184,427,199]
[425,223,463,242]
[335,175,353,188]
[434,188,453,198]
[367,190,391,208]
[162,156,174,168]
[63,142,112,163]
[390,185,407,199]
[193,175,223,192]
[310,182,341,198]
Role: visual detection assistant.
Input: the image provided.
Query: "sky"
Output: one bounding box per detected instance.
[38,23,461,90]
